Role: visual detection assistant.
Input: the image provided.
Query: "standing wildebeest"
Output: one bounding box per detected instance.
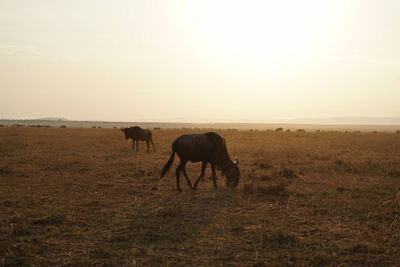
[121,126,155,152]
[160,132,239,192]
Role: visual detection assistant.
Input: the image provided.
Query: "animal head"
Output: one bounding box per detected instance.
[121,127,129,139]
[225,159,240,189]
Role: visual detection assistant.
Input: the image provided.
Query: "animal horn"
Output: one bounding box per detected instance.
[235,159,239,164]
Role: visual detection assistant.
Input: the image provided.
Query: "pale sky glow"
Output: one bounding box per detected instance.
[1,0,399,122]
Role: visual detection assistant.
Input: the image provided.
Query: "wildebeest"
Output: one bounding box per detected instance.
[121,126,155,152]
[160,132,240,192]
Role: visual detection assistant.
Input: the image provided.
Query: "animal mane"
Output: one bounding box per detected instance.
[130,126,142,131]
[204,132,231,172]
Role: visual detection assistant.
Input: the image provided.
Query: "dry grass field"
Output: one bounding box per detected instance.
[1,126,399,266]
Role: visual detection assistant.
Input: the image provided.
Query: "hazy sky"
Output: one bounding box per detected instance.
[1,0,399,122]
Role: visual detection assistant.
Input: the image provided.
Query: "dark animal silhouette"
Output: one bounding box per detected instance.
[160,132,239,192]
[121,126,155,152]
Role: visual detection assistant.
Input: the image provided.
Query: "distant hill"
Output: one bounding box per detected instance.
[163,116,400,125]
[0,117,399,132]
[289,117,400,125]
[36,117,68,121]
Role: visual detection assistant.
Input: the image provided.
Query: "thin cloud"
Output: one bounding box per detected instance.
[0,44,80,62]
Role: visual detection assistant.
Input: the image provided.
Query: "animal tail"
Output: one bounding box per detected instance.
[160,141,176,178]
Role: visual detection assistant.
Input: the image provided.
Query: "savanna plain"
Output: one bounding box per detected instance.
[0,126,399,266]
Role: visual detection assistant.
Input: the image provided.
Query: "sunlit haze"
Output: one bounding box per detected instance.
[1,0,399,122]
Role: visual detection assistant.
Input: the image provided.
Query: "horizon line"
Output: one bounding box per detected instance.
[2,116,400,126]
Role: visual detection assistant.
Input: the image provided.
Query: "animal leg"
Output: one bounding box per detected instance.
[181,162,194,189]
[211,164,218,188]
[131,139,135,151]
[136,140,139,152]
[151,140,156,152]
[193,161,207,190]
[176,165,182,192]
[146,141,150,151]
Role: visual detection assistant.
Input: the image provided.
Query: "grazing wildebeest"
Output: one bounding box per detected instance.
[121,126,155,152]
[160,132,240,192]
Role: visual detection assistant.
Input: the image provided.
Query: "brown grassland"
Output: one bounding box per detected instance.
[0,126,399,266]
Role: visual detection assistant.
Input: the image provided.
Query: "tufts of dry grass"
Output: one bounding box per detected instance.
[241,178,289,199]
[258,230,304,248]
